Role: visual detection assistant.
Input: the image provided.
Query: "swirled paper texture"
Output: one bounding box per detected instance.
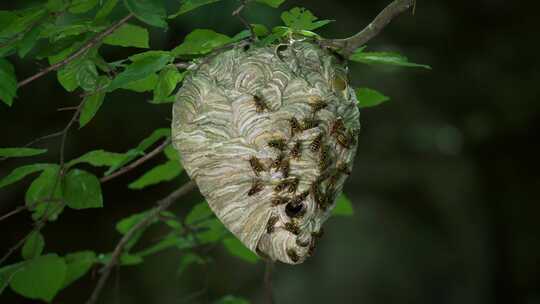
[172,40,360,264]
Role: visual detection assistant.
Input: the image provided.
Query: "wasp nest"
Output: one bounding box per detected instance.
[171,39,360,264]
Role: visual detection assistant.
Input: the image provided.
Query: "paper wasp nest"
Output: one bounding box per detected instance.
[172,39,360,264]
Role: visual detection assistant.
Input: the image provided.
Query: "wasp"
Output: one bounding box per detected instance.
[274,179,289,192]
[330,117,345,135]
[266,215,279,233]
[290,141,302,160]
[296,237,310,247]
[271,196,289,206]
[284,221,301,235]
[268,138,286,151]
[287,177,299,193]
[289,117,302,137]
[253,94,268,113]
[248,179,264,196]
[270,153,285,170]
[336,162,351,175]
[312,228,324,239]
[287,248,300,262]
[280,159,290,178]
[249,156,265,176]
[318,146,331,170]
[307,240,317,257]
[310,133,323,152]
[327,172,340,190]
[335,131,351,149]
[310,183,322,204]
[290,191,309,205]
[308,96,328,113]
[301,118,320,131]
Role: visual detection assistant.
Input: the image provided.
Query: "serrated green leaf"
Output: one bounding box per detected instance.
[355,88,390,108]
[79,91,106,128]
[0,163,53,188]
[76,60,99,91]
[22,231,45,260]
[46,0,67,12]
[25,165,63,221]
[67,149,124,168]
[177,252,205,275]
[64,169,103,210]
[129,50,170,62]
[281,7,332,31]
[0,147,47,158]
[124,0,167,28]
[96,0,119,19]
[163,144,179,161]
[9,254,67,303]
[255,0,285,8]
[172,29,231,56]
[0,8,46,40]
[47,39,86,65]
[105,128,170,175]
[103,23,149,48]
[69,0,99,14]
[0,262,26,295]
[47,22,105,42]
[128,160,182,189]
[107,53,171,91]
[197,218,226,244]
[152,66,183,102]
[223,237,259,263]
[215,295,251,304]
[349,50,431,69]
[62,251,96,288]
[57,58,83,92]
[186,201,213,225]
[332,193,354,216]
[0,58,17,106]
[17,23,43,58]
[120,73,158,92]
[169,0,221,18]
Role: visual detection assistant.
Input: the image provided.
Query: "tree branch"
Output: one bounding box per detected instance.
[85,180,198,304]
[320,0,415,57]
[17,14,133,88]
[99,138,172,184]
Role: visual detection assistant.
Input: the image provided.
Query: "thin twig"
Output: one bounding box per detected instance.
[264,261,275,304]
[232,0,256,41]
[100,138,172,184]
[85,180,197,304]
[320,0,415,57]
[17,14,133,88]
[0,206,27,223]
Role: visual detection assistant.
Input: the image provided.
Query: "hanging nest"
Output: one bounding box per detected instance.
[171,38,360,264]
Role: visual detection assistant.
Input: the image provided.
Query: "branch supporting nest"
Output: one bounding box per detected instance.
[320,0,415,57]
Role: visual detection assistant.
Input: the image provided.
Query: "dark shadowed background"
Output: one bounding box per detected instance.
[1,0,539,303]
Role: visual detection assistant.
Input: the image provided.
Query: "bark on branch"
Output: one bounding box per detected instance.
[320,0,415,57]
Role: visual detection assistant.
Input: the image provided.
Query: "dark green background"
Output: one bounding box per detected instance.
[1,0,539,303]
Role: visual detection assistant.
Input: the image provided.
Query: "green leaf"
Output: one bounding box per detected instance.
[25,165,63,221]
[120,73,158,92]
[57,58,84,92]
[107,52,172,91]
[67,150,124,168]
[0,147,47,158]
[79,91,106,128]
[223,237,259,263]
[0,8,46,40]
[0,262,25,295]
[76,60,99,91]
[332,193,354,216]
[64,169,103,209]
[169,0,221,18]
[186,201,213,225]
[124,0,167,28]
[46,0,68,12]
[17,23,43,58]
[96,0,119,19]
[22,231,45,260]
[69,0,99,14]
[128,160,182,189]
[177,252,205,275]
[9,254,67,303]
[215,295,250,304]
[47,22,105,42]
[62,251,96,288]
[349,50,431,69]
[152,66,183,102]
[137,234,193,257]
[232,24,270,42]
[0,163,53,189]
[116,210,152,234]
[281,7,332,31]
[355,88,390,108]
[0,58,17,106]
[105,128,170,175]
[255,0,285,8]
[197,218,226,243]
[103,23,149,48]
[172,29,231,56]
[164,144,179,161]
[129,50,170,62]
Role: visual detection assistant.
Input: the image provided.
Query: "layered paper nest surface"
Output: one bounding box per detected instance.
[172,40,360,264]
